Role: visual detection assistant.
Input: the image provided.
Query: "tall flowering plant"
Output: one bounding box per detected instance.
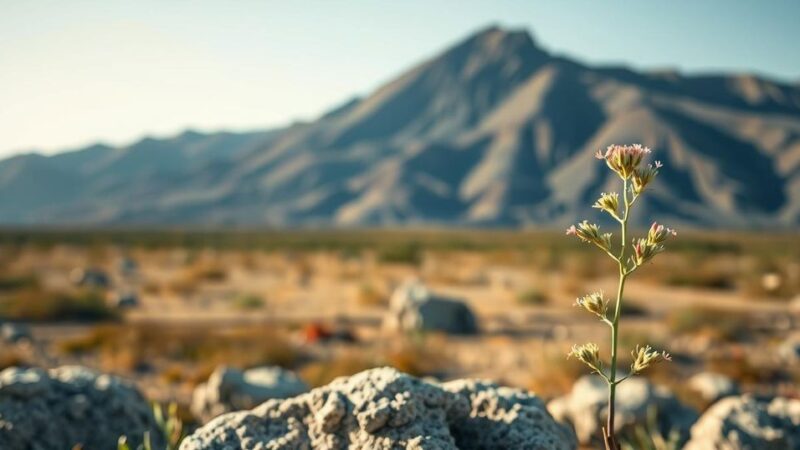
[566,144,674,450]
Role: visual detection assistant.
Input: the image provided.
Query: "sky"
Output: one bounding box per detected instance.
[1,0,798,157]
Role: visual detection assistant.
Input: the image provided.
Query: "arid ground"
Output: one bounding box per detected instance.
[1,229,798,427]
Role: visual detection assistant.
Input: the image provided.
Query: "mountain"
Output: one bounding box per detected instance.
[2,26,799,228]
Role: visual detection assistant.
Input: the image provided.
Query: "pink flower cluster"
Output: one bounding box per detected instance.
[596,144,651,179]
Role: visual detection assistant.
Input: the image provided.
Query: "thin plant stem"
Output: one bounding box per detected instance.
[605,177,630,450]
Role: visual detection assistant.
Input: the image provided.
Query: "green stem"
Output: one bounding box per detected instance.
[606,178,630,449]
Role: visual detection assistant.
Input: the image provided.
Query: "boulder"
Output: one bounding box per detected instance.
[1,323,31,344]
[180,367,577,450]
[684,395,800,449]
[547,375,697,446]
[688,372,740,403]
[0,365,164,450]
[383,281,478,335]
[191,366,309,422]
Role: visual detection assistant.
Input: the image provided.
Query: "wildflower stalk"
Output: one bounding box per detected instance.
[605,177,629,450]
[567,145,674,450]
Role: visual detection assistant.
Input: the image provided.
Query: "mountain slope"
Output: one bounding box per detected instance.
[1,26,798,228]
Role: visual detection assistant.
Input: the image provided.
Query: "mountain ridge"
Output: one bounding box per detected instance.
[1,26,798,229]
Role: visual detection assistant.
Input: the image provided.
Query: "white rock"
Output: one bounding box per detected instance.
[191,366,309,422]
[689,372,740,403]
[180,367,577,450]
[383,281,478,335]
[547,375,697,446]
[684,395,800,449]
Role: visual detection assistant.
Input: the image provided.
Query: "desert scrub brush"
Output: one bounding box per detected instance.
[566,144,674,450]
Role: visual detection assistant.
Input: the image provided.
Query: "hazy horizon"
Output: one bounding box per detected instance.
[2,0,799,158]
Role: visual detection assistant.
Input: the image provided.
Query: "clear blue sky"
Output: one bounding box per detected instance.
[1,0,798,157]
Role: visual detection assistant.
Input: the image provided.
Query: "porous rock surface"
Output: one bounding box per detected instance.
[0,365,164,450]
[683,395,800,450]
[547,375,697,446]
[180,367,576,450]
[192,365,310,423]
[383,281,478,335]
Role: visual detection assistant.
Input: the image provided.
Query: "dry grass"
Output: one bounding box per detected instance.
[0,288,118,322]
[57,323,298,374]
[667,306,750,342]
[0,273,40,291]
[234,294,265,310]
[356,283,388,308]
[0,348,28,370]
[299,352,376,387]
[527,349,585,398]
[516,288,548,306]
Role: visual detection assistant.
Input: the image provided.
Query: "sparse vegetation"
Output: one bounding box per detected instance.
[376,241,422,265]
[667,306,750,342]
[0,288,117,322]
[234,294,265,310]
[516,287,548,306]
[356,283,387,307]
[58,324,298,374]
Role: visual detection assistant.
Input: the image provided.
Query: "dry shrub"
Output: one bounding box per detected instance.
[527,350,585,398]
[516,288,548,306]
[706,354,785,386]
[234,295,265,310]
[0,288,118,322]
[57,323,298,374]
[376,242,422,266]
[0,348,28,370]
[356,283,387,308]
[738,264,799,300]
[663,270,734,290]
[160,364,189,385]
[300,352,375,387]
[167,260,228,295]
[0,273,40,292]
[382,335,449,377]
[667,306,750,342]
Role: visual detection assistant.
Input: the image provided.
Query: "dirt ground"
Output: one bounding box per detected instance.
[1,230,798,419]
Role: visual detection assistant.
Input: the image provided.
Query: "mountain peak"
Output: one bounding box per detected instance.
[0,26,797,228]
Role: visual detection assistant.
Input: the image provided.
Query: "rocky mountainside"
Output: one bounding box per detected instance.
[2,26,799,228]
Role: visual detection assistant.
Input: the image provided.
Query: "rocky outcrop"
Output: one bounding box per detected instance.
[547,375,697,446]
[688,372,739,404]
[0,365,164,450]
[684,395,800,449]
[191,366,309,423]
[180,367,576,450]
[383,281,478,335]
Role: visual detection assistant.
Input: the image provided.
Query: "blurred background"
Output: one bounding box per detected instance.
[1,0,798,445]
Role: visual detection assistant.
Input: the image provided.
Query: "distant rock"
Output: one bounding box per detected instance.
[779,334,800,364]
[0,365,163,450]
[684,395,800,449]
[191,366,309,423]
[118,257,138,276]
[180,367,576,450]
[1,323,31,344]
[70,267,110,289]
[109,290,139,308]
[547,375,697,446]
[689,372,740,403]
[383,281,478,335]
